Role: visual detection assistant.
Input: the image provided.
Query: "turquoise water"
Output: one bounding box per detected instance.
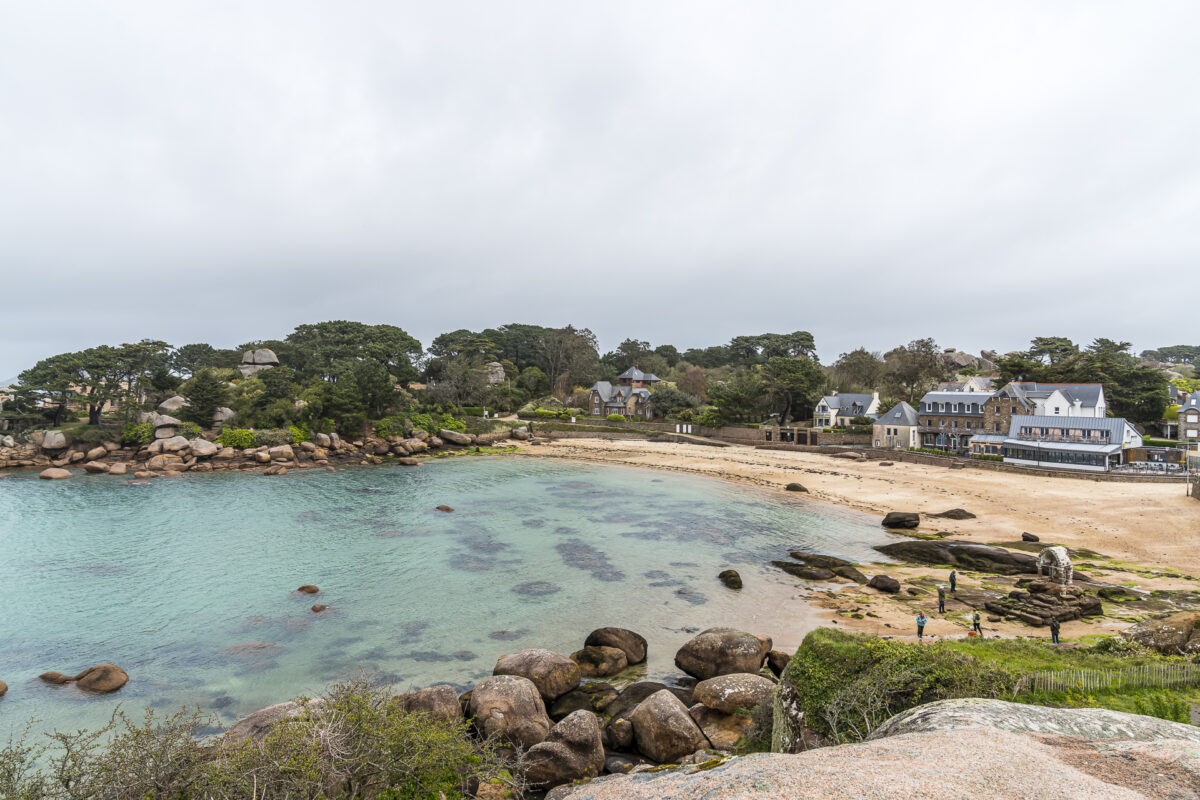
[0,456,894,737]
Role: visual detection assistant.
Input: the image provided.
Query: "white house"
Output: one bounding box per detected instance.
[814,391,881,428]
[1004,382,1106,417]
[1000,415,1142,472]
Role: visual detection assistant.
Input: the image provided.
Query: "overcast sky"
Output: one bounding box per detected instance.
[2,2,1198,379]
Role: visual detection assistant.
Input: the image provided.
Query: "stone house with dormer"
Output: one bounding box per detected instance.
[588,365,661,419]
[1180,395,1200,442]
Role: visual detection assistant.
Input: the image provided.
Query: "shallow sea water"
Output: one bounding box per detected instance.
[0,456,897,737]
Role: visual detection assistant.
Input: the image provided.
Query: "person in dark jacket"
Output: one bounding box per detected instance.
[971,609,982,635]
[1049,616,1061,644]
[949,569,957,593]
[937,585,946,613]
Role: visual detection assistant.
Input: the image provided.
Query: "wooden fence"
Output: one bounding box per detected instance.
[1019,662,1200,694]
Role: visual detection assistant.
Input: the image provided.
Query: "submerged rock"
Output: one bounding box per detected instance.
[717,569,742,590]
[297,585,319,594]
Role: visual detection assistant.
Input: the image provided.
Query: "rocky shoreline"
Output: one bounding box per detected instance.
[0,422,531,479]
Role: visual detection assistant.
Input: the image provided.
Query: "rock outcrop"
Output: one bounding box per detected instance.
[674,628,771,681]
[875,540,1038,575]
[629,689,711,763]
[868,574,901,593]
[468,675,552,749]
[493,649,582,701]
[395,684,464,722]
[570,646,628,678]
[692,673,775,714]
[547,699,1200,799]
[717,569,742,589]
[1123,611,1200,655]
[227,698,324,743]
[881,511,920,529]
[584,628,647,664]
[524,710,606,790]
[985,580,1103,626]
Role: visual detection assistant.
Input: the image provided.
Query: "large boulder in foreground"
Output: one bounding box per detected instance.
[548,699,1200,799]
[1122,611,1200,655]
[693,673,776,714]
[674,627,772,681]
[227,698,324,743]
[523,710,606,790]
[584,627,647,664]
[494,649,581,701]
[868,574,901,593]
[469,675,552,750]
[868,697,1200,743]
[881,511,920,529]
[603,681,694,721]
[629,689,711,764]
[875,540,1039,575]
[395,684,464,722]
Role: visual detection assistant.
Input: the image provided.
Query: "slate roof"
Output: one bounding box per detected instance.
[616,366,661,383]
[1180,396,1200,412]
[875,402,919,427]
[1006,414,1133,439]
[591,381,651,405]
[1010,382,1104,409]
[820,393,874,411]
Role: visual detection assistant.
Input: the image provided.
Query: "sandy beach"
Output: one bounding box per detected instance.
[519,437,1199,574]
[515,437,1200,643]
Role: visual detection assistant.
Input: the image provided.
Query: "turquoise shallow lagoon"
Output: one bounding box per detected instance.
[0,456,896,737]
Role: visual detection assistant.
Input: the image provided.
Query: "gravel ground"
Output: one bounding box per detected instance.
[555,728,1200,799]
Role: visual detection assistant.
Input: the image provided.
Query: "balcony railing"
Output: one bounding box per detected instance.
[1013,433,1111,445]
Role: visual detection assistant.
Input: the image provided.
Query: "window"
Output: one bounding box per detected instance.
[994,405,1000,413]
[1188,413,1199,423]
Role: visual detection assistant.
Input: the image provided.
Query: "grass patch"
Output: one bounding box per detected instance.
[780,628,1190,743]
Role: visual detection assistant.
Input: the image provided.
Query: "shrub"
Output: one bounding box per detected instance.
[288,424,311,444]
[253,429,292,447]
[215,428,257,449]
[676,408,695,423]
[120,422,154,447]
[0,678,513,800]
[461,407,485,417]
[849,415,874,425]
[696,407,724,427]
[972,453,1003,462]
[605,414,626,422]
[175,421,203,440]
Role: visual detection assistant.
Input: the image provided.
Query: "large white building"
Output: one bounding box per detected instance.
[1000,415,1142,472]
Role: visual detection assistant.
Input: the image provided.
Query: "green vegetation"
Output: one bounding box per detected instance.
[180,368,230,426]
[215,428,257,449]
[781,629,1191,744]
[973,453,1003,461]
[0,678,511,800]
[120,422,154,447]
[605,413,626,421]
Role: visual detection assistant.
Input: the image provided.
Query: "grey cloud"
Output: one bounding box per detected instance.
[2,1,1198,376]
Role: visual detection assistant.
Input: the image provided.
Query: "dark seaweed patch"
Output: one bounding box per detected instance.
[488,629,531,641]
[556,539,625,581]
[674,588,708,605]
[513,581,561,597]
[521,519,546,528]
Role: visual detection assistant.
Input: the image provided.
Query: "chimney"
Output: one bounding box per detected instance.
[831,390,839,396]
[872,390,879,401]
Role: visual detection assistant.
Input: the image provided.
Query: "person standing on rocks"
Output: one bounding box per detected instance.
[949,570,957,594]
[1049,616,1061,644]
[937,585,946,613]
[971,609,982,636]
[916,612,928,641]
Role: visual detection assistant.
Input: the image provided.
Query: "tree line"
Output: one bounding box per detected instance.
[8,323,1174,436]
